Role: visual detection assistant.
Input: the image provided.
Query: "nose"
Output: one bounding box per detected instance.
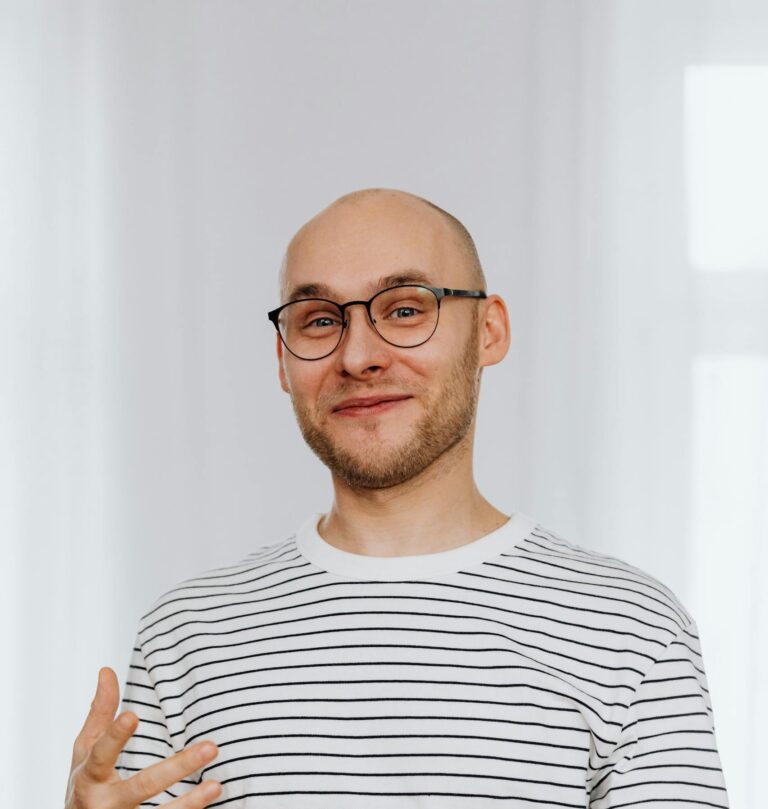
[334,302,391,377]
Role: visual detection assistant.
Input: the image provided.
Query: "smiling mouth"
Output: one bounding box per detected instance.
[332,396,412,416]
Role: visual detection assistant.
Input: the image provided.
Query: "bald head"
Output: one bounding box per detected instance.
[278,188,486,303]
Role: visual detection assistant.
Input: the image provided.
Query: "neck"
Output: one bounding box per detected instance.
[317,432,509,557]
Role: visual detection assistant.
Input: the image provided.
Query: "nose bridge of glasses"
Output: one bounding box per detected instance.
[339,298,378,329]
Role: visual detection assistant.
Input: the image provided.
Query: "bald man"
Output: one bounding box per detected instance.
[66,189,730,809]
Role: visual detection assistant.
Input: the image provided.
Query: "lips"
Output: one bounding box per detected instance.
[332,394,412,412]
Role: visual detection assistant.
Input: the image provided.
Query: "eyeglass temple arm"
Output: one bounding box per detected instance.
[442,288,487,299]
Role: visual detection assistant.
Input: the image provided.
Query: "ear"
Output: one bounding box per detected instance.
[477,294,511,369]
[276,333,290,393]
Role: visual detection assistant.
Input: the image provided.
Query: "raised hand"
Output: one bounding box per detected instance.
[65,667,222,808]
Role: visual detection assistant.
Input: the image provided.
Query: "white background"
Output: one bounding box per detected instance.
[2,1,766,806]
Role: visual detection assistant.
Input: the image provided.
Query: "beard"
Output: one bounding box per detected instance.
[288,323,481,490]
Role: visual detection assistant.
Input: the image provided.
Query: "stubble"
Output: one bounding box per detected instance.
[288,323,481,490]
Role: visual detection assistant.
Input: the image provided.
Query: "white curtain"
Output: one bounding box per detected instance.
[3,1,765,806]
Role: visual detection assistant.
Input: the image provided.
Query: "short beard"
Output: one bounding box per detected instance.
[289,323,481,490]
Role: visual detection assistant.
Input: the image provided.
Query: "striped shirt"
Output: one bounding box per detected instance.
[116,510,730,807]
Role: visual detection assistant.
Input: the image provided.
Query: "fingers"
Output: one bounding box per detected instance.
[166,780,222,808]
[68,668,223,808]
[117,740,220,807]
[85,710,139,781]
[83,668,120,737]
[71,668,121,769]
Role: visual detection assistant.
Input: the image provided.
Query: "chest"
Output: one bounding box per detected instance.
[172,607,596,808]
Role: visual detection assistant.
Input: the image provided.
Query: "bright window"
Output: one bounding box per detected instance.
[685,66,768,271]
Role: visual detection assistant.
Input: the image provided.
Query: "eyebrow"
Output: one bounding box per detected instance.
[286,269,435,303]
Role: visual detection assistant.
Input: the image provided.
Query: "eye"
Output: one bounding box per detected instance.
[299,311,342,331]
[383,302,426,322]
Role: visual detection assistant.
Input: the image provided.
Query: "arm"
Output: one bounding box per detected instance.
[588,620,729,808]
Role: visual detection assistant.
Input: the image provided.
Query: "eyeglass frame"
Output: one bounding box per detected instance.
[267,284,488,361]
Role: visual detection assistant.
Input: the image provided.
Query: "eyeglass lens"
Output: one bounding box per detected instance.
[277,285,439,359]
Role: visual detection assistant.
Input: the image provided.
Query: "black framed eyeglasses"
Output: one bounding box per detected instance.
[267,284,487,361]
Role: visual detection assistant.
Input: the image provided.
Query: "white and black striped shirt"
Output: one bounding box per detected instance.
[116,510,730,807]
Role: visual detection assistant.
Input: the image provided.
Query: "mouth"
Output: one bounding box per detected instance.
[331,394,413,417]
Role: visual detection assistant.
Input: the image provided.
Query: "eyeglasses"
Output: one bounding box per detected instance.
[267,284,487,361]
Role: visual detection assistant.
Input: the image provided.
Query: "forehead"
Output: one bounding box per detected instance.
[286,269,439,303]
[281,196,467,302]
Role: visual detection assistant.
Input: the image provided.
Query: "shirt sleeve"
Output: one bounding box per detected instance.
[588,620,730,808]
[115,630,201,806]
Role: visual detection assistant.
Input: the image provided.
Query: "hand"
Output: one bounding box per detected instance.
[65,667,222,808]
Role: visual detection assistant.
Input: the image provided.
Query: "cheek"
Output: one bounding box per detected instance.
[285,361,331,405]
[400,337,453,380]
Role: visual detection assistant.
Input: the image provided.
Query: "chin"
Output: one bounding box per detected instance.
[334,460,425,490]
[331,433,437,490]
[333,426,412,456]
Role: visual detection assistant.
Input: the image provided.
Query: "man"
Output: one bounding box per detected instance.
[66,188,729,808]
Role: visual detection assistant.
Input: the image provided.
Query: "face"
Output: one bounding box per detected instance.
[276,194,498,490]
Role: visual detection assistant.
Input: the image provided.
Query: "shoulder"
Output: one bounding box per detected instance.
[135,533,300,640]
[520,520,693,632]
